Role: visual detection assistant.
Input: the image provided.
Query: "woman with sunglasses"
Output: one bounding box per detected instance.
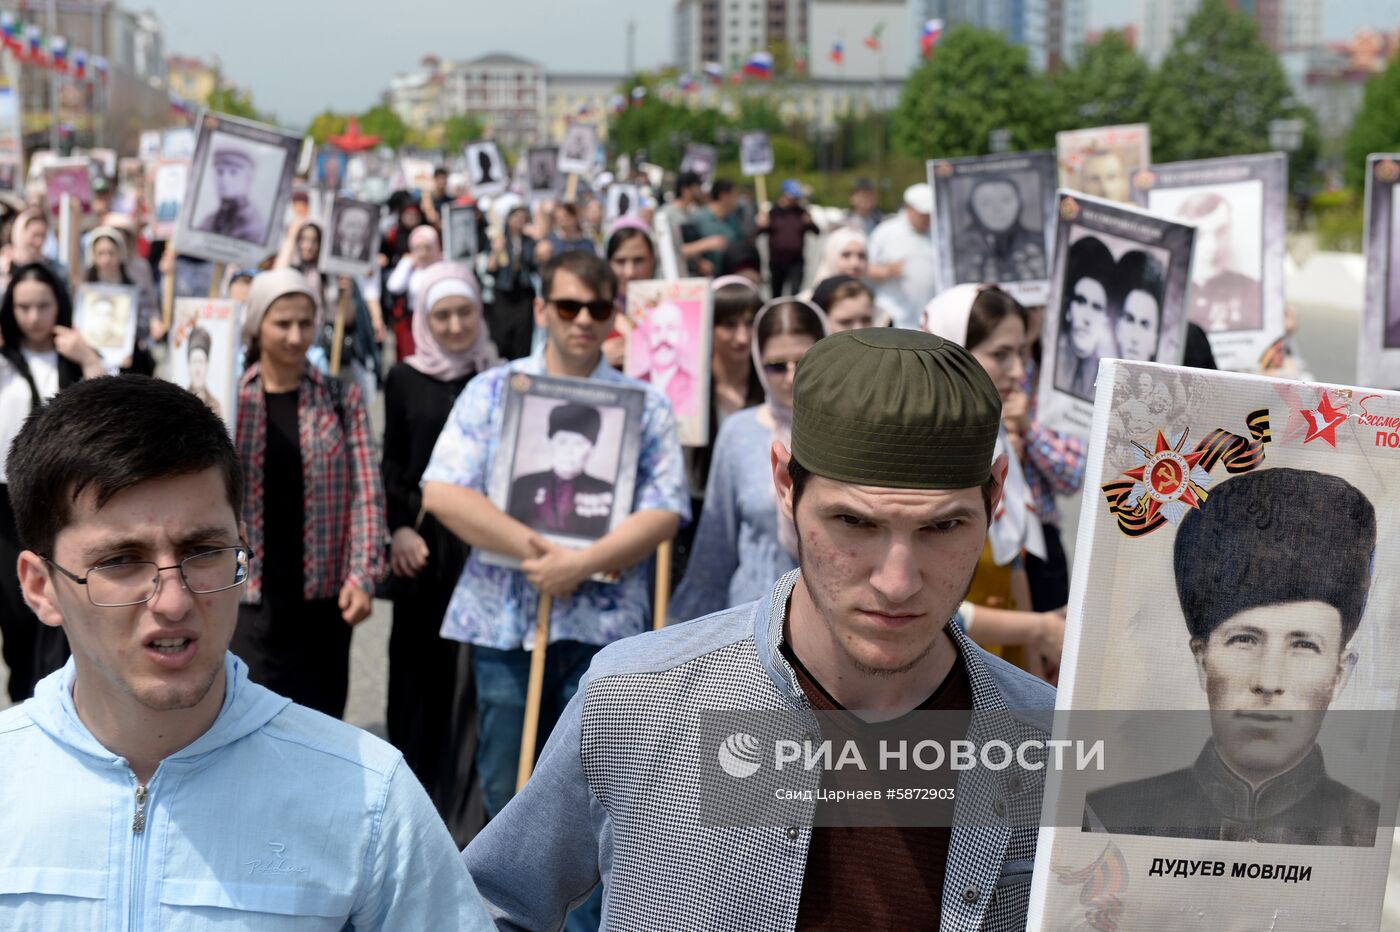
[0,262,104,700]
[670,296,828,622]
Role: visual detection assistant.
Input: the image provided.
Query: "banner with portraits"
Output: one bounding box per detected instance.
[928,150,1056,306]
[148,158,189,240]
[1132,153,1287,373]
[168,298,242,433]
[625,278,713,447]
[1027,360,1400,931]
[175,112,301,267]
[527,146,561,197]
[1036,192,1196,437]
[73,284,139,370]
[740,131,774,177]
[319,196,382,279]
[558,124,598,177]
[1360,154,1400,389]
[484,373,646,568]
[1056,123,1151,205]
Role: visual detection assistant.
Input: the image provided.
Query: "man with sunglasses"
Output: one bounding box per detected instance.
[423,251,688,854]
[0,376,492,929]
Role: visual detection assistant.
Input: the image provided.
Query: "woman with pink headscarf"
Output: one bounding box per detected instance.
[384,224,442,357]
[381,261,499,825]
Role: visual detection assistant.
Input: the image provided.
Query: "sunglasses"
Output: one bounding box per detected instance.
[549,298,615,322]
[762,360,801,377]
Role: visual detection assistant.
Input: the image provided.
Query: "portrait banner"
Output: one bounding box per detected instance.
[484,373,646,568]
[1359,153,1400,388]
[526,146,561,198]
[73,283,139,370]
[1037,191,1196,438]
[605,183,641,227]
[928,150,1056,302]
[44,158,93,217]
[740,131,774,178]
[167,297,242,433]
[465,140,508,198]
[625,278,713,446]
[1027,359,1400,931]
[1055,123,1151,205]
[319,196,382,279]
[442,204,479,265]
[175,112,301,267]
[557,125,598,177]
[681,143,718,186]
[1132,152,1287,373]
[148,159,189,240]
[138,130,161,162]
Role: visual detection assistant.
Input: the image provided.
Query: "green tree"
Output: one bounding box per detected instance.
[1051,30,1152,130]
[206,82,262,123]
[891,25,1055,159]
[1343,53,1400,191]
[1145,0,1297,164]
[439,113,486,151]
[306,109,349,144]
[356,103,408,150]
[608,92,734,170]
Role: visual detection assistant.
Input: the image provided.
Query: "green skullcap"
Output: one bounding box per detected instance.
[790,329,1002,488]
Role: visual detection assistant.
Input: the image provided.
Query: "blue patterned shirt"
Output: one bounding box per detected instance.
[422,347,690,650]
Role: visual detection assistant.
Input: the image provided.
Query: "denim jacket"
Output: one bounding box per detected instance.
[0,653,492,930]
[464,570,1056,930]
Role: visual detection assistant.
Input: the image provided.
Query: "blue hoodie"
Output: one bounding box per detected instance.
[0,652,493,930]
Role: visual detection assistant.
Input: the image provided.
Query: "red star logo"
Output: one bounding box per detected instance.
[1120,430,1207,524]
[1300,393,1347,446]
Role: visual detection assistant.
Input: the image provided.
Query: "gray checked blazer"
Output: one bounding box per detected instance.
[464,570,1056,930]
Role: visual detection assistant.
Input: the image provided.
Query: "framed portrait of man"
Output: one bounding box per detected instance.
[928,150,1056,303]
[1360,154,1400,389]
[148,159,189,240]
[625,278,713,446]
[175,112,301,267]
[320,196,382,279]
[465,140,507,198]
[167,297,242,433]
[442,204,479,264]
[680,143,718,187]
[740,131,774,178]
[484,373,647,566]
[1056,123,1152,205]
[73,283,139,370]
[527,146,561,198]
[1026,361,1400,931]
[1037,191,1196,438]
[1132,153,1286,373]
[558,125,598,177]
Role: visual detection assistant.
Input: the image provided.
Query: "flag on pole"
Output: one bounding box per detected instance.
[702,61,724,83]
[864,22,884,52]
[921,19,944,57]
[93,55,108,83]
[72,47,87,79]
[630,86,647,107]
[678,72,697,93]
[50,35,68,74]
[742,51,774,79]
[829,40,844,64]
[24,25,44,66]
[0,13,21,55]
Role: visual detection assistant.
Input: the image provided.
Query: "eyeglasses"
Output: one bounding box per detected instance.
[549,298,615,322]
[44,546,250,608]
[762,360,801,377]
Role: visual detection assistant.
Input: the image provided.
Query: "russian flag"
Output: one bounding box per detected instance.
[829,40,844,64]
[742,51,773,79]
[93,55,108,82]
[678,72,697,92]
[169,93,190,117]
[0,13,20,55]
[921,19,944,57]
[24,25,43,65]
[50,35,67,74]
[702,61,723,83]
[72,47,86,80]
[630,85,647,106]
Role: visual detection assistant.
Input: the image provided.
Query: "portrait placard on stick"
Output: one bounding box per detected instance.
[605,183,641,227]
[928,150,1056,304]
[149,158,190,240]
[465,140,508,198]
[319,196,382,279]
[1037,191,1196,437]
[442,203,479,264]
[484,373,646,568]
[175,112,301,267]
[624,278,713,447]
[1056,123,1151,205]
[1360,153,1400,389]
[43,159,93,218]
[740,131,774,178]
[681,143,718,186]
[1027,360,1400,931]
[527,146,561,197]
[558,125,597,177]
[73,283,139,370]
[168,297,242,432]
[1132,152,1287,373]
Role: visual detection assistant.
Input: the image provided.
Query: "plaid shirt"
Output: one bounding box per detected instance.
[1021,359,1085,526]
[236,364,386,603]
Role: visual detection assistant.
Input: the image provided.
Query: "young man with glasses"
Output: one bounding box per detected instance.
[0,375,492,929]
[422,251,688,843]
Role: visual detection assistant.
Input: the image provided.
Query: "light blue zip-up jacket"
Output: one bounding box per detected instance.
[0,652,493,931]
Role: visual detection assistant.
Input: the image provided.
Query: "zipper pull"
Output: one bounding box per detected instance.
[132,784,148,834]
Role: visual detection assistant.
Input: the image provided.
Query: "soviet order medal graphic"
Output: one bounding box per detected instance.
[1118,429,1210,526]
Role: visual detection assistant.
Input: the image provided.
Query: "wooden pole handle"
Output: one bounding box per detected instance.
[564,173,579,205]
[329,286,350,377]
[207,262,225,299]
[755,175,768,212]
[516,593,553,793]
[653,539,673,630]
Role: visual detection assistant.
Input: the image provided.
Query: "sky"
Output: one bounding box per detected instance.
[141,0,1400,130]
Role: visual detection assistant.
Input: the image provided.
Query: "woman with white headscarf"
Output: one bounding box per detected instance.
[670,296,828,622]
[809,224,869,285]
[232,268,386,719]
[922,283,1063,682]
[381,262,499,821]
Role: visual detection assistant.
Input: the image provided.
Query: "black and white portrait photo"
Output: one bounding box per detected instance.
[442,204,479,264]
[740,131,774,177]
[73,283,138,370]
[1084,468,1380,847]
[1360,155,1400,387]
[465,140,507,198]
[605,183,641,226]
[1388,183,1400,351]
[681,143,718,186]
[175,113,300,267]
[528,146,560,196]
[558,125,597,176]
[320,196,381,278]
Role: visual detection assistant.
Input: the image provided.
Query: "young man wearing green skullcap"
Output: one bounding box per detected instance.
[464,329,1056,930]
